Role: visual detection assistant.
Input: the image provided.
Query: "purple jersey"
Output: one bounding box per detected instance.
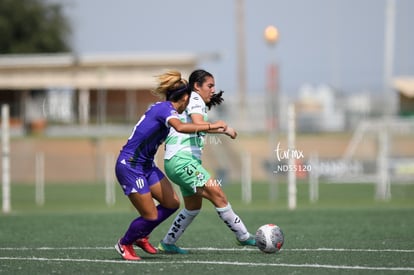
[119,101,179,168]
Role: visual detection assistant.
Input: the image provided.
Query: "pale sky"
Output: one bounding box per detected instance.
[59,0,414,98]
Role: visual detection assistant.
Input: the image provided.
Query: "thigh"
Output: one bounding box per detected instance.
[150,177,180,209]
[115,162,151,195]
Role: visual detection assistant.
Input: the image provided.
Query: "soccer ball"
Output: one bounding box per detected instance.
[255,224,284,253]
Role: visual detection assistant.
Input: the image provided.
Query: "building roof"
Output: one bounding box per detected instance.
[393,76,414,98]
[0,52,199,90]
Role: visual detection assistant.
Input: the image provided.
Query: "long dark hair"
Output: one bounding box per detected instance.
[189,69,224,110]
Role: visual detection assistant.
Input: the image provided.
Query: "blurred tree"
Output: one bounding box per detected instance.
[0,0,71,53]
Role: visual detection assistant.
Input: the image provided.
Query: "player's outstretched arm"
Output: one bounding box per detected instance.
[190,113,237,139]
[168,118,227,134]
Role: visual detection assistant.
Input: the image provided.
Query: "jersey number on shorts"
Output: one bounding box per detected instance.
[183,164,197,176]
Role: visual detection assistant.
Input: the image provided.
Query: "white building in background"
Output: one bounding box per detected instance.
[344,91,372,129]
[295,83,345,132]
[0,52,198,135]
[345,91,372,114]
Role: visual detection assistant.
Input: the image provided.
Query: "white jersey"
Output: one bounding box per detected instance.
[164,91,208,160]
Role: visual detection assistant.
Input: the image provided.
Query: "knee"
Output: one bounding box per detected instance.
[205,186,228,207]
[171,198,180,209]
[214,189,227,202]
[184,197,202,211]
[166,196,180,209]
[215,194,228,207]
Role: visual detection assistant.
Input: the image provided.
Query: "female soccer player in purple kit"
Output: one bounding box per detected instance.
[114,70,227,261]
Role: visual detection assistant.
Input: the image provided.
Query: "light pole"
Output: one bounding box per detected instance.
[264,25,279,131]
[264,25,280,201]
[236,0,246,131]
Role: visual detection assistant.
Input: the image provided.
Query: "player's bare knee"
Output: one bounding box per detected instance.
[206,187,228,207]
[164,197,180,209]
[171,198,180,209]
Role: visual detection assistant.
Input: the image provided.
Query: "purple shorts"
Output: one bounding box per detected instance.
[115,160,165,195]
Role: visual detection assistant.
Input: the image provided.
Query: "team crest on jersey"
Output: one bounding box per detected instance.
[170,110,178,116]
[195,171,205,182]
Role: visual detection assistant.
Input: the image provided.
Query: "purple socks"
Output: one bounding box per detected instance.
[121,205,177,244]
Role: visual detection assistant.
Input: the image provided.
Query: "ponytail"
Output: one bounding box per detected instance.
[153,70,191,102]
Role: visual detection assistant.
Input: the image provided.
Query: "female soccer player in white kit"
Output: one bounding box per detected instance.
[158,69,256,254]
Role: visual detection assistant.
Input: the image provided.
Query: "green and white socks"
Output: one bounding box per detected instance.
[162,208,200,244]
[163,203,250,245]
[216,203,250,241]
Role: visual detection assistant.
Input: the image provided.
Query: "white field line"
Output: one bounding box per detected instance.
[0,256,413,272]
[0,247,413,253]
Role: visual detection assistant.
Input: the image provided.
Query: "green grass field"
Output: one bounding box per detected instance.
[1,182,413,274]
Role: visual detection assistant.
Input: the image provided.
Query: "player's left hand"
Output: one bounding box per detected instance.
[225,127,237,139]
